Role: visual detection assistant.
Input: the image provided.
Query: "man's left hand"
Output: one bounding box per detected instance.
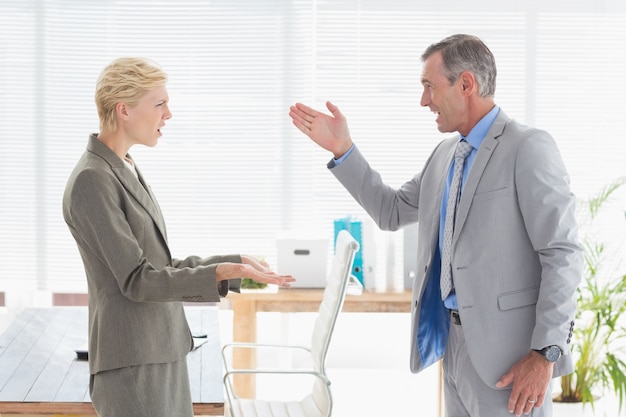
[495,351,554,416]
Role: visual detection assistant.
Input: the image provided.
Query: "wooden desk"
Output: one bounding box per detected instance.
[227,289,412,398]
[0,307,224,416]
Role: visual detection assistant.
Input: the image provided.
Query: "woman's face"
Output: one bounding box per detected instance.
[125,85,172,148]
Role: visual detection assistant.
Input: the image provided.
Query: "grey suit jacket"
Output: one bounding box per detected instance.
[330,110,582,387]
[63,134,240,374]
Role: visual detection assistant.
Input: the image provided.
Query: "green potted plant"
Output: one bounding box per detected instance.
[241,278,268,290]
[240,256,269,291]
[555,177,626,414]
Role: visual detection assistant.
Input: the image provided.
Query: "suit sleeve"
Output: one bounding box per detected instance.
[330,145,422,231]
[515,132,583,354]
[66,167,238,303]
[172,256,242,296]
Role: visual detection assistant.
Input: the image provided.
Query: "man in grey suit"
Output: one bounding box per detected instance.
[289,34,582,417]
[63,57,294,417]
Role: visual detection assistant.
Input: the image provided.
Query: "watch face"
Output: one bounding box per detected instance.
[545,346,561,362]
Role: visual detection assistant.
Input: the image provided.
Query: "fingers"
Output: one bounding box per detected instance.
[495,372,513,389]
[523,396,538,415]
[294,102,318,117]
[502,351,553,415]
[288,110,309,134]
[289,103,318,133]
[535,392,545,408]
[290,103,317,120]
[217,262,296,288]
[508,391,544,416]
[261,273,296,288]
[278,275,296,288]
[240,255,270,273]
[244,264,296,288]
[326,101,342,119]
[289,101,341,129]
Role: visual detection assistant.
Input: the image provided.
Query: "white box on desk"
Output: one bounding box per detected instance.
[276,236,329,288]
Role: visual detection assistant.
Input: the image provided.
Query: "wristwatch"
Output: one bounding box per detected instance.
[534,345,561,362]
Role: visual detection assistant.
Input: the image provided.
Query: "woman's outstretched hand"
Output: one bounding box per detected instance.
[216,255,296,288]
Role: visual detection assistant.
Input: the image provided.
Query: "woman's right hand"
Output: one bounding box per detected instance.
[216,261,296,288]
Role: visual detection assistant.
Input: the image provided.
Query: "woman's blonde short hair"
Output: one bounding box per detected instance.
[95,57,168,133]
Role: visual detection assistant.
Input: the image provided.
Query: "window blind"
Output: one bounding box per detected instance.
[0,0,624,295]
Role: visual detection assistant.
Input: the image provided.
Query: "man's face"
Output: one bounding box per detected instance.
[420,51,467,134]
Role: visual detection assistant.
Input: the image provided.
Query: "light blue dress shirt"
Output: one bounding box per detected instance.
[440,105,500,310]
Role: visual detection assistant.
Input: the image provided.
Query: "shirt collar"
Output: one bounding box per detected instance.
[460,105,500,149]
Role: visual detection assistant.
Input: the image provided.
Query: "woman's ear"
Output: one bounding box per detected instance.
[115,102,130,121]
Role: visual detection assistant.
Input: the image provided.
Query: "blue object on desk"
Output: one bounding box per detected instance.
[333,216,364,285]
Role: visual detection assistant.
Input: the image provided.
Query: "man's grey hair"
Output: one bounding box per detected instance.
[421,34,497,97]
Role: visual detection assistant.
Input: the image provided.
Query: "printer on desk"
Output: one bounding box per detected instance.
[276,235,329,288]
[275,230,364,295]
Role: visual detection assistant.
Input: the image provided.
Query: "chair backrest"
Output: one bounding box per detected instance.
[303,230,358,416]
[309,230,359,374]
[297,230,359,417]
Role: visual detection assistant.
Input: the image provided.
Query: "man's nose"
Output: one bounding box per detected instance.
[420,90,429,107]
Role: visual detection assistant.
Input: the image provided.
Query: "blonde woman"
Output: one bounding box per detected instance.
[63,57,294,417]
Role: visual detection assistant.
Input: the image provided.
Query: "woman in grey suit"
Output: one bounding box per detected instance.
[63,57,294,417]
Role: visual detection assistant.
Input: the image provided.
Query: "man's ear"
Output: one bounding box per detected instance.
[460,71,476,94]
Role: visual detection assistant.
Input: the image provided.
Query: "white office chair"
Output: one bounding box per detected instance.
[221,230,360,417]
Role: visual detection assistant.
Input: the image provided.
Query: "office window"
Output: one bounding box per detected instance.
[0,0,625,295]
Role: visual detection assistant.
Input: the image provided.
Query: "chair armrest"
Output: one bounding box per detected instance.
[221,342,311,370]
[223,367,331,403]
[224,368,330,383]
[222,342,311,353]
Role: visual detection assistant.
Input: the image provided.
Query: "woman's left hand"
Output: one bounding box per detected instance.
[216,258,296,288]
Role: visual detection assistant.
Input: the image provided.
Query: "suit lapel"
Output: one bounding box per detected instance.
[453,112,510,239]
[86,135,169,243]
[432,138,458,247]
[115,163,169,243]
